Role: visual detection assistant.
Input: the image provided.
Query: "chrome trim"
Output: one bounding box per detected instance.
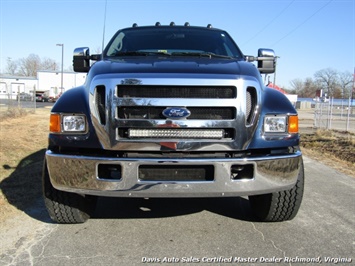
[89,75,262,151]
[46,150,302,197]
[258,48,275,58]
[73,47,90,57]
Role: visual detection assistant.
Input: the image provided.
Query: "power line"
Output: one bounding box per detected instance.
[270,0,334,47]
[243,0,296,46]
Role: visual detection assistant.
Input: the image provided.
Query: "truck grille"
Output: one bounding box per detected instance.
[139,165,214,181]
[246,87,257,125]
[95,86,106,125]
[117,85,236,98]
[118,107,235,120]
[92,83,258,146]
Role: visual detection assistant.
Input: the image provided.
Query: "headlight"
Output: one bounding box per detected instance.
[50,114,87,133]
[264,115,287,133]
[264,115,298,134]
[63,115,86,132]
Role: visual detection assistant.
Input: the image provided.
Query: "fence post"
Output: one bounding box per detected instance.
[329,97,333,130]
[314,102,317,128]
[346,97,351,132]
[326,100,330,129]
[319,102,323,129]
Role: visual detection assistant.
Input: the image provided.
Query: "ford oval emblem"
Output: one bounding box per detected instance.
[162,107,191,119]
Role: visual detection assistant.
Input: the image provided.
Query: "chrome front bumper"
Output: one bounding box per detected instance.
[46,150,302,197]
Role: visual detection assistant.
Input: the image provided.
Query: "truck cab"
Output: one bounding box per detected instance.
[43,23,304,223]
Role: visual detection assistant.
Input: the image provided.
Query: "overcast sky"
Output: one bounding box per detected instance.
[0,0,354,88]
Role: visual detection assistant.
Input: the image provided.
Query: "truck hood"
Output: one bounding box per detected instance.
[87,57,260,78]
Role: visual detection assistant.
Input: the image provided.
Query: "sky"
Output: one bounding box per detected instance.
[0,0,354,89]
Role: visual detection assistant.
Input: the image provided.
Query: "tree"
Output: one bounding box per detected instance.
[4,54,59,77]
[303,78,321,98]
[290,78,320,97]
[338,71,353,98]
[5,57,17,75]
[314,68,339,97]
[289,78,304,95]
[41,57,58,71]
[18,54,41,76]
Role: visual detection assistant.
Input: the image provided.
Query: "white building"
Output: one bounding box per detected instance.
[0,76,37,99]
[0,71,87,99]
[37,71,87,98]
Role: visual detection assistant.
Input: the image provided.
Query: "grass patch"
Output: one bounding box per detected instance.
[0,106,32,120]
[301,129,355,176]
[0,108,50,221]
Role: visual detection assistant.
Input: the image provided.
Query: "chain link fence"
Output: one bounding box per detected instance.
[313,98,354,132]
[0,93,37,117]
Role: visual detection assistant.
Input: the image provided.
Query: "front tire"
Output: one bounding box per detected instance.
[42,160,97,224]
[249,158,304,222]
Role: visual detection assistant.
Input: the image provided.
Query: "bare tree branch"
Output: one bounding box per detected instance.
[5,57,17,75]
[314,68,338,97]
[338,71,353,98]
[41,57,59,71]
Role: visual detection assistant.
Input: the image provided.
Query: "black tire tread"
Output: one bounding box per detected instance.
[249,159,304,222]
[42,161,96,224]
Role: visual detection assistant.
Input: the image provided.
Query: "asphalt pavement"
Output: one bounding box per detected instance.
[1,156,354,266]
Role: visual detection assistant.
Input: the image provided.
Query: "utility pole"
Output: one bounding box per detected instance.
[273,56,279,86]
[352,67,355,114]
[56,44,64,95]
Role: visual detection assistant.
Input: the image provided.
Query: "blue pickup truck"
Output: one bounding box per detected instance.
[43,23,304,223]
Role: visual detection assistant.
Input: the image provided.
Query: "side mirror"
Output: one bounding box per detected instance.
[73,47,91,73]
[257,48,275,74]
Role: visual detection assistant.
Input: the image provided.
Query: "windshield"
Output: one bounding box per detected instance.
[105,27,243,59]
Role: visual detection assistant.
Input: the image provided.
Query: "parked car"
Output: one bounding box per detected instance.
[17,92,33,101]
[36,93,49,102]
[49,93,62,102]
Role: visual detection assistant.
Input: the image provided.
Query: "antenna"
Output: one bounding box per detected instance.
[101,0,108,58]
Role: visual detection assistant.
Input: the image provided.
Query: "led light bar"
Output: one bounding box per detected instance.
[128,129,224,139]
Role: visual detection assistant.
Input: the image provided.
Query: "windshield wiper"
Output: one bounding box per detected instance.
[112,51,170,57]
[111,51,232,59]
[171,52,233,59]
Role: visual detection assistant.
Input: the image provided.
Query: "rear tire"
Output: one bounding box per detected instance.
[249,158,304,222]
[42,160,97,224]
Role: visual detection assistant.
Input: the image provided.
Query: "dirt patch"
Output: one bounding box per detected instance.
[300,130,355,177]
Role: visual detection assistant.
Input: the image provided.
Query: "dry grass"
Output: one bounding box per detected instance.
[0,108,50,222]
[300,129,355,177]
[0,106,32,120]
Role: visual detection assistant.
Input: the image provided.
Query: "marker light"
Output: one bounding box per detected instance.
[50,114,61,133]
[288,115,299,133]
